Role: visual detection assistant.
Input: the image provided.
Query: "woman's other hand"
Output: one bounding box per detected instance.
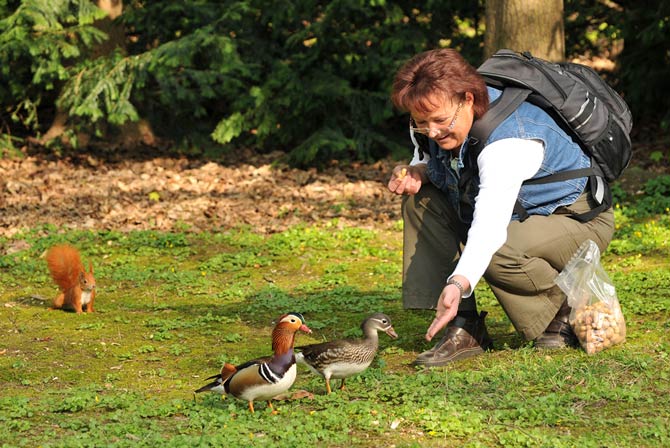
[387,164,425,195]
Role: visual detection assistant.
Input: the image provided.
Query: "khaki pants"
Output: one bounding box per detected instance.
[402,183,615,340]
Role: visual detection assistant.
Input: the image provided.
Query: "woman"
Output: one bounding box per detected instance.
[387,48,615,367]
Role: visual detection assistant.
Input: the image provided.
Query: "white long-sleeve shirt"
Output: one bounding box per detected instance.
[410,138,544,296]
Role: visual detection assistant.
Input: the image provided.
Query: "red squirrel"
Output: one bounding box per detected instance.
[45,244,97,313]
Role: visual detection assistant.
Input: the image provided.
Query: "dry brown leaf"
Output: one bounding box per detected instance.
[0,154,402,236]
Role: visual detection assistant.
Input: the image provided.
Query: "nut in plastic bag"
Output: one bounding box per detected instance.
[555,239,626,354]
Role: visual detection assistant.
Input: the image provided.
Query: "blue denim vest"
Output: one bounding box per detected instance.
[425,86,590,223]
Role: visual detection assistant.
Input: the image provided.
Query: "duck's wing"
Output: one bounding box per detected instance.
[194,363,237,394]
[296,339,357,364]
[194,356,270,394]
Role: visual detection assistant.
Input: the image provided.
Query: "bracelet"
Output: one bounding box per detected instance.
[447,278,465,298]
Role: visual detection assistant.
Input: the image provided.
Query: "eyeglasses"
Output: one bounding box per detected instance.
[410,101,464,137]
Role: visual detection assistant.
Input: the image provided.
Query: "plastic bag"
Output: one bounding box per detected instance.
[555,239,626,354]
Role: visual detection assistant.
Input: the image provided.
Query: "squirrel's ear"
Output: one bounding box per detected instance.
[89,261,94,274]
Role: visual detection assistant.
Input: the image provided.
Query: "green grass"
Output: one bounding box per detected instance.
[1,205,670,446]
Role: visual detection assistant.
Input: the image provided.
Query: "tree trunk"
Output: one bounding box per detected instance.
[39,1,124,146]
[39,0,158,149]
[484,0,565,62]
[92,0,124,58]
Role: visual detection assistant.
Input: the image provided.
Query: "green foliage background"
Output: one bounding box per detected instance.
[1,0,668,165]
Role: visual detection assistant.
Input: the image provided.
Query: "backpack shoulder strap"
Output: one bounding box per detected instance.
[468,86,533,221]
[469,86,532,157]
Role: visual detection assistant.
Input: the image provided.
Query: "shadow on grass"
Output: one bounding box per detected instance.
[82,283,531,356]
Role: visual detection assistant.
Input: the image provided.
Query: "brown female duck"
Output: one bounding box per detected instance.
[295,313,397,394]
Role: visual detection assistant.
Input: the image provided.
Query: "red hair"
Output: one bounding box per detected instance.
[392,49,489,120]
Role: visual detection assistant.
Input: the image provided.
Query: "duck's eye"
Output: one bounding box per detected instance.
[290,318,296,323]
[382,319,388,324]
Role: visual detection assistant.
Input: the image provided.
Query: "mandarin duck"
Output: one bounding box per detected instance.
[295,312,397,394]
[195,312,311,413]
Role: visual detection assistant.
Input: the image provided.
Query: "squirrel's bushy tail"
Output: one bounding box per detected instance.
[46,244,85,291]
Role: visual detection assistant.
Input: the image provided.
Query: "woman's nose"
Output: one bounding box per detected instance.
[428,126,444,138]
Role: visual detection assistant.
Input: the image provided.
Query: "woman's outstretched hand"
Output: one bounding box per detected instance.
[425,282,462,341]
[387,164,425,195]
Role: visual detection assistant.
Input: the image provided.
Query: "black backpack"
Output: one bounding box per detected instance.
[469,49,633,223]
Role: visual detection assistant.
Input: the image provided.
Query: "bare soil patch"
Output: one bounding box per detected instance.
[0,149,401,237]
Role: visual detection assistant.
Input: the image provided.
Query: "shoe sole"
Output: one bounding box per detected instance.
[413,345,485,367]
[534,334,579,349]
[534,341,568,349]
[534,340,579,349]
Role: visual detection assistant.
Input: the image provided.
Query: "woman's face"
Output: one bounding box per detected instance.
[410,91,474,151]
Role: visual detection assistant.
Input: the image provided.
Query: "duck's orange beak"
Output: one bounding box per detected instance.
[299,324,312,334]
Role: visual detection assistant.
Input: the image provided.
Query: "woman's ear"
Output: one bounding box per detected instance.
[465,91,475,105]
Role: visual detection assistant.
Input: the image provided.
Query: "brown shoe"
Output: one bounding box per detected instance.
[413,311,493,367]
[534,301,579,349]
